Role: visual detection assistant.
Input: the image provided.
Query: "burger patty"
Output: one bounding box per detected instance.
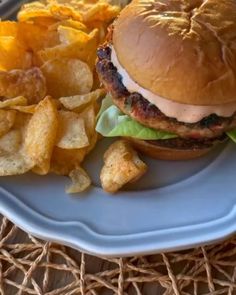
[147,135,226,150]
[96,44,236,139]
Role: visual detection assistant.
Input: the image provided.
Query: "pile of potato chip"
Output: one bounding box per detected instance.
[0,0,120,193]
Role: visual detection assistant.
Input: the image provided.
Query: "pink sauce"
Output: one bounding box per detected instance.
[111,46,236,123]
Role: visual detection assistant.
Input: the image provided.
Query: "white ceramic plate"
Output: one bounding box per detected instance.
[0,0,235,257]
[0,138,236,257]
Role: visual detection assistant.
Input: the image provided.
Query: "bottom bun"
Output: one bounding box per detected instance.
[126,137,219,161]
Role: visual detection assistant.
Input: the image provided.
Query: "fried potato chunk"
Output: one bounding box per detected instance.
[100,140,147,193]
[0,68,47,104]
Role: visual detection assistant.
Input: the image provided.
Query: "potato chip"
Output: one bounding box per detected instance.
[51,146,87,175]
[17,22,59,67]
[18,22,60,54]
[10,105,37,114]
[0,21,33,70]
[12,111,32,151]
[50,19,87,32]
[110,0,130,8]
[56,110,89,149]
[24,96,58,175]
[18,0,120,25]
[100,140,147,193]
[17,2,52,22]
[52,98,63,109]
[88,21,107,43]
[49,0,84,9]
[66,167,91,194]
[85,131,98,155]
[0,21,18,37]
[0,36,32,71]
[59,89,105,111]
[52,0,120,22]
[79,105,98,154]
[81,2,120,23]
[0,68,46,104]
[39,29,98,67]
[79,105,96,137]
[49,4,82,21]
[0,0,123,188]
[31,16,58,28]
[13,112,32,131]
[18,1,85,22]
[0,96,27,109]
[0,110,16,137]
[0,111,28,153]
[0,129,21,154]
[0,152,34,176]
[41,58,93,98]
[58,25,91,45]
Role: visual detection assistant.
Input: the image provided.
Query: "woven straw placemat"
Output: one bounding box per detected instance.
[0,215,235,295]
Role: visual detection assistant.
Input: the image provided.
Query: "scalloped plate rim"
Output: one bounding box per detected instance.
[1,186,236,257]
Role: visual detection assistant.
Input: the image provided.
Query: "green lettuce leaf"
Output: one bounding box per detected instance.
[96,94,113,119]
[227,130,236,143]
[96,96,177,140]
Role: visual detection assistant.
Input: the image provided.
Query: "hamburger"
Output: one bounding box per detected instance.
[96,0,236,160]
